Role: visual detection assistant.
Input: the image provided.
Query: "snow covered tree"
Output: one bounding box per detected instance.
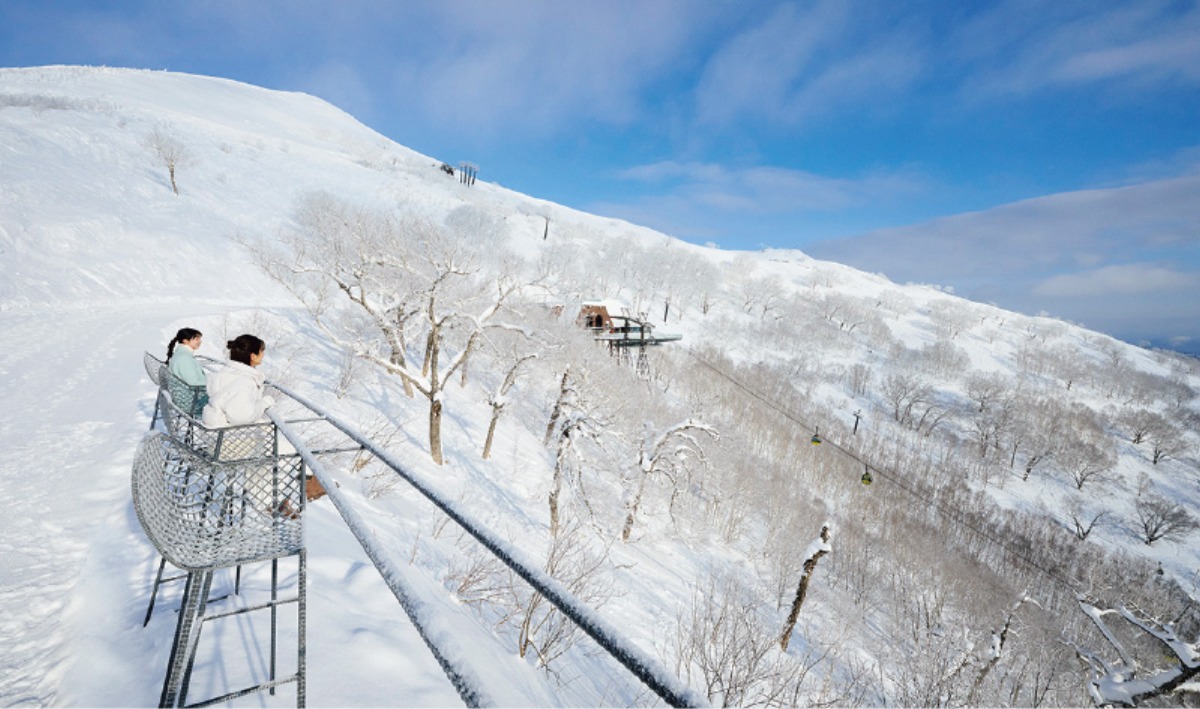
[620,418,718,542]
[1134,484,1199,545]
[1116,407,1162,444]
[779,523,831,651]
[543,363,627,537]
[1066,498,1110,541]
[738,274,785,321]
[929,298,974,340]
[260,193,522,464]
[670,573,812,706]
[1056,437,1117,491]
[1070,594,1200,706]
[1146,415,1190,465]
[146,127,191,195]
[881,373,933,428]
[481,349,537,460]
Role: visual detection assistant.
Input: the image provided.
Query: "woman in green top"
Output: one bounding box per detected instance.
[166,327,207,386]
[165,327,209,416]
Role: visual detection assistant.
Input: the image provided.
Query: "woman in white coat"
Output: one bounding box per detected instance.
[202,334,295,515]
[202,334,274,428]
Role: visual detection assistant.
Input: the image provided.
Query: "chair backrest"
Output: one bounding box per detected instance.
[161,367,207,418]
[132,432,303,571]
[158,389,277,463]
[144,351,165,386]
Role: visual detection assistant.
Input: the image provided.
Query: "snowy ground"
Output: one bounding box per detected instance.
[3,65,1199,707]
[0,302,471,706]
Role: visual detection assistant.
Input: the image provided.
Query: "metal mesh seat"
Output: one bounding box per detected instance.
[132,432,303,571]
[145,352,207,427]
[161,368,207,419]
[158,389,277,463]
[144,351,166,386]
[133,432,306,707]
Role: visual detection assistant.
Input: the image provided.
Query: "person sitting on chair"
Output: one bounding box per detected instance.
[202,334,274,428]
[167,327,207,386]
[166,327,208,414]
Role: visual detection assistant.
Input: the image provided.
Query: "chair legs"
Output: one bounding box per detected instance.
[159,569,214,707]
[155,554,305,708]
[142,557,238,627]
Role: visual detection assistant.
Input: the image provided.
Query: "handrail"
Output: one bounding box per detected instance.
[268,409,493,707]
[268,383,706,708]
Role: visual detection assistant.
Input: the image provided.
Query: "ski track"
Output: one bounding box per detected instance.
[0,307,153,705]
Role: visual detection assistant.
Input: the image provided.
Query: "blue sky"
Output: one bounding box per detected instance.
[2,1,1198,351]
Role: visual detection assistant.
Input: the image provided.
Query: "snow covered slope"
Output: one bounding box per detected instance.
[2,66,1197,707]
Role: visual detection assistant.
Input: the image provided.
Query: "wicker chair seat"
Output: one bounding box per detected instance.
[132,432,302,571]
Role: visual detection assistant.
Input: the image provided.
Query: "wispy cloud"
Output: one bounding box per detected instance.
[808,172,1200,344]
[811,174,1200,278]
[692,1,925,127]
[951,0,1200,98]
[1033,263,1199,298]
[375,2,721,140]
[617,161,929,215]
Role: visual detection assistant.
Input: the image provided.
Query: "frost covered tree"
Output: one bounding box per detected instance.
[738,274,785,321]
[146,127,191,195]
[1117,407,1162,444]
[260,193,521,464]
[881,373,933,428]
[670,573,818,706]
[1134,484,1199,545]
[1070,594,1200,706]
[929,298,974,340]
[448,519,613,677]
[1056,437,1117,491]
[1146,415,1189,465]
[1014,397,1067,480]
[1066,498,1110,541]
[477,326,540,460]
[543,363,627,536]
[620,418,718,542]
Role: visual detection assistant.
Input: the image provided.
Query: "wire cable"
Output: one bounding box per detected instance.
[684,350,1087,595]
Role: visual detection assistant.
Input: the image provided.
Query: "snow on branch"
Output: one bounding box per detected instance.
[1069,594,1200,706]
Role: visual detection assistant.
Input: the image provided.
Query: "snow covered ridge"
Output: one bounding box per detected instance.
[2,65,1200,706]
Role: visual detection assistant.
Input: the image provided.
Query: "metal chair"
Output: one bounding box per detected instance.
[142,389,279,625]
[132,431,305,707]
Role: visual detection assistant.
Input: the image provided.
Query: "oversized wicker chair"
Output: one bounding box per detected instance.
[132,431,305,707]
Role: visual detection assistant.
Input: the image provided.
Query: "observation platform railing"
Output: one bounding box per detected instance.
[140,352,705,707]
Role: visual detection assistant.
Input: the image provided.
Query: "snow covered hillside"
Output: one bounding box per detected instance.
[2,66,1198,707]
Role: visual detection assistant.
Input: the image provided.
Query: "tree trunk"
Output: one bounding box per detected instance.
[429,397,444,465]
[544,369,570,446]
[622,460,649,542]
[780,526,831,651]
[482,405,501,460]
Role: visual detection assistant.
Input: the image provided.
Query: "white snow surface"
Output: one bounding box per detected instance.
[2,66,1199,707]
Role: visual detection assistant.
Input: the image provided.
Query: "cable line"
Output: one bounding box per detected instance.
[684,350,1086,596]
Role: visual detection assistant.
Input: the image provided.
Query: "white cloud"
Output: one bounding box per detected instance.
[807,173,1200,346]
[381,2,722,139]
[692,1,924,127]
[809,174,1200,282]
[952,0,1200,97]
[616,160,929,215]
[1033,263,1199,297]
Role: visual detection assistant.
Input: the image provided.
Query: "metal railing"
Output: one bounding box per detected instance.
[143,352,704,706]
[268,382,706,708]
